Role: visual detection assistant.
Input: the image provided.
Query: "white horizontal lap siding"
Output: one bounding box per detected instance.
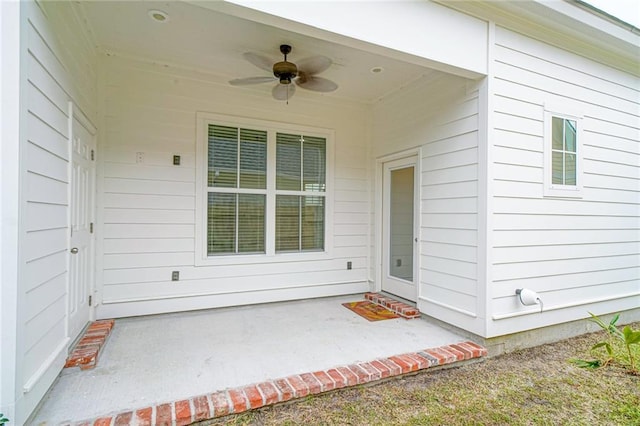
[334,144,370,254]
[421,93,480,323]
[97,57,370,317]
[16,1,97,423]
[489,26,640,336]
[23,0,71,396]
[371,73,480,332]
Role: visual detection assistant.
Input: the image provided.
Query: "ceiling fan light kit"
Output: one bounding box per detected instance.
[229,44,338,102]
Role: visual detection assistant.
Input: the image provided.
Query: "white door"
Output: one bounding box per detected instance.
[382,156,418,301]
[68,105,96,341]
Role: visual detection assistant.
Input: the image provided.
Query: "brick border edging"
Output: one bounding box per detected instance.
[68,341,487,426]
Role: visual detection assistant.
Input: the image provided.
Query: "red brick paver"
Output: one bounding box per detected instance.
[364,293,421,319]
[65,320,115,370]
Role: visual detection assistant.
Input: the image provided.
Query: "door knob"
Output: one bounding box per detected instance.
[70,247,79,254]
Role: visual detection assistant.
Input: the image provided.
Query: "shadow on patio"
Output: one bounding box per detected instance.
[30,294,486,425]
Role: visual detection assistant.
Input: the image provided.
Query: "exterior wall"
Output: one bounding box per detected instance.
[7,1,98,423]
[371,73,484,336]
[95,56,371,318]
[488,26,640,337]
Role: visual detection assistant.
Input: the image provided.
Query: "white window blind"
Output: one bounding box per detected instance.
[207,125,267,255]
[204,123,328,256]
[275,133,326,252]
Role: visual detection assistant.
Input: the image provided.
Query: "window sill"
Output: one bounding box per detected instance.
[194,250,332,267]
[543,185,583,199]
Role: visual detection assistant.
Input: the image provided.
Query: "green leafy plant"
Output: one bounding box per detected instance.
[0,413,8,425]
[622,324,640,370]
[570,312,640,373]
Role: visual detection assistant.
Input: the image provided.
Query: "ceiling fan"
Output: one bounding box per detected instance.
[229,44,338,101]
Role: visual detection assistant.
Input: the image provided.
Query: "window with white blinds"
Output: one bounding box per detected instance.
[203,120,328,257]
[207,125,267,255]
[275,133,326,252]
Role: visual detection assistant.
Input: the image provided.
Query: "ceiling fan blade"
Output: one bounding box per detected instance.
[296,76,338,93]
[272,83,296,101]
[296,55,332,75]
[243,52,274,72]
[229,76,276,86]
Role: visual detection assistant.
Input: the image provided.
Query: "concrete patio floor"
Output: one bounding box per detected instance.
[30,294,477,425]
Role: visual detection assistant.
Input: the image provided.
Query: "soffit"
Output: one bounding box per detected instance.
[80,1,439,104]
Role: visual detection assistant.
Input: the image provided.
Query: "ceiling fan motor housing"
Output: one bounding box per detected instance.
[273,61,297,84]
[273,44,297,84]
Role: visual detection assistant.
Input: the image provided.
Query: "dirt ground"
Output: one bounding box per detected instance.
[199,323,640,425]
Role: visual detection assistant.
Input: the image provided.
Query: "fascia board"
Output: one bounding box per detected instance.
[435,0,640,76]
[524,0,639,56]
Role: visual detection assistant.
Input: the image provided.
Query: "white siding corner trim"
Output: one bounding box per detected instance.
[0,1,21,421]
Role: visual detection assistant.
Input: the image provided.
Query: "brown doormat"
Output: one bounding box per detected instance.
[342,301,400,321]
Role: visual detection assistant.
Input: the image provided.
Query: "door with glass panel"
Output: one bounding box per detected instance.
[382,156,418,302]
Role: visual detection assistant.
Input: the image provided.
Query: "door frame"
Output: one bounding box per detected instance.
[66,101,97,341]
[375,148,421,302]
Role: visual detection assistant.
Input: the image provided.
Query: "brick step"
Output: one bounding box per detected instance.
[65,319,115,370]
[365,292,421,319]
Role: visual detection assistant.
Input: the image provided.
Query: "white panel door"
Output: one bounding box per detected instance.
[382,156,418,301]
[68,107,96,341]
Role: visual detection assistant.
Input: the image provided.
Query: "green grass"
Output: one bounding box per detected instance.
[198,323,640,426]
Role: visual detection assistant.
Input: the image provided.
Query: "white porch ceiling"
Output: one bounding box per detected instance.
[80,1,439,104]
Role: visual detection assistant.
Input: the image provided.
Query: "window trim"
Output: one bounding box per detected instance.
[543,107,584,198]
[195,112,334,266]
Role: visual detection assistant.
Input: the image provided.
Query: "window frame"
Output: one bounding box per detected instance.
[543,107,584,198]
[195,112,334,266]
